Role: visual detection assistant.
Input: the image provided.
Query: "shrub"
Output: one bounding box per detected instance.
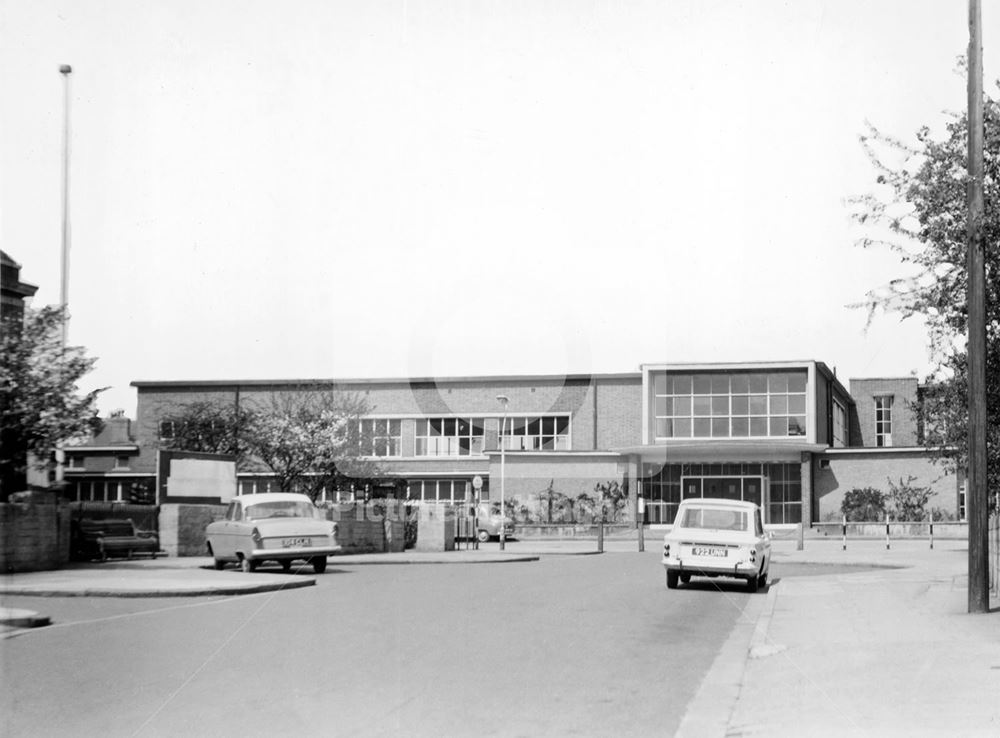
[886,476,933,521]
[840,487,885,522]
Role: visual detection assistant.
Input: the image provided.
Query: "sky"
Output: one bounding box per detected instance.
[2,0,998,417]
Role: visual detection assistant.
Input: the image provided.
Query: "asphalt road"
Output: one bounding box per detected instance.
[1,554,862,738]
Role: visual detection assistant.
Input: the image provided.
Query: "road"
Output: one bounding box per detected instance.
[1,553,863,737]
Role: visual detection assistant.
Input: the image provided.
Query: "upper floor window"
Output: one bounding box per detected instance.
[356,419,402,457]
[114,455,130,470]
[651,371,807,439]
[66,454,84,469]
[832,399,847,447]
[500,416,570,451]
[416,418,486,456]
[158,420,175,441]
[875,396,893,447]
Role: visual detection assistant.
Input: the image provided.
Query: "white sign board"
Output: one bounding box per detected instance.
[167,458,238,501]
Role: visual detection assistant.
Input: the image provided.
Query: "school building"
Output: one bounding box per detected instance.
[61,360,962,525]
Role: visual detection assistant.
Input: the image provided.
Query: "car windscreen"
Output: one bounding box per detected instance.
[679,507,748,531]
[244,501,318,521]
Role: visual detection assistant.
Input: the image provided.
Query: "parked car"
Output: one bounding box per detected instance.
[206,493,340,574]
[661,498,770,592]
[471,503,516,543]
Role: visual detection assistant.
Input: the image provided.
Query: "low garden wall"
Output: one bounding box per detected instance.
[0,500,71,573]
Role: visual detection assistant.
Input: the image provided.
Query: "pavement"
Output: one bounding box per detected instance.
[2,534,999,736]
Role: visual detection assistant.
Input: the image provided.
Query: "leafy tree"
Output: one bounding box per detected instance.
[849,80,1000,501]
[840,487,886,522]
[241,388,381,501]
[159,401,244,460]
[0,306,104,498]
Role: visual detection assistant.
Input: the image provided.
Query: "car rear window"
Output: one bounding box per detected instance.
[679,507,748,531]
[244,501,318,521]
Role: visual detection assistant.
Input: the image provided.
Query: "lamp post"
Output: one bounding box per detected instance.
[59,64,72,349]
[496,394,509,551]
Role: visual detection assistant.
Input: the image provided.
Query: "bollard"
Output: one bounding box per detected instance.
[797,521,804,551]
[638,521,645,552]
[885,512,890,550]
[842,514,847,551]
[597,519,604,553]
[929,509,934,550]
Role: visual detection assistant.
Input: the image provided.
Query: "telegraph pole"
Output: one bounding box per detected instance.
[965,0,989,614]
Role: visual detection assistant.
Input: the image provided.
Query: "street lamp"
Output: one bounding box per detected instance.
[496,394,509,551]
[59,64,72,350]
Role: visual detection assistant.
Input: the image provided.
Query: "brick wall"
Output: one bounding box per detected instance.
[849,377,919,448]
[0,502,71,572]
[813,451,958,521]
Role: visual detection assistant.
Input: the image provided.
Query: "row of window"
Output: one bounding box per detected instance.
[161,416,571,458]
[651,371,809,440]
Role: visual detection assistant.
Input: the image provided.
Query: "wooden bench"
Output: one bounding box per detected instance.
[78,518,160,561]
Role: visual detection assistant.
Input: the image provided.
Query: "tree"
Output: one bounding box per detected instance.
[849,80,1000,502]
[159,400,244,460]
[241,388,381,501]
[0,306,104,497]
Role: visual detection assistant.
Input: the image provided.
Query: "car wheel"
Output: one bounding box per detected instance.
[758,567,768,589]
[680,573,691,584]
[280,560,292,573]
[666,570,679,589]
[214,558,225,570]
[477,530,490,543]
[747,573,759,593]
[239,556,257,574]
[312,557,327,574]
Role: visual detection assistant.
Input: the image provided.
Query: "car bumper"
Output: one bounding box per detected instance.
[662,557,758,577]
[247,545,341,561]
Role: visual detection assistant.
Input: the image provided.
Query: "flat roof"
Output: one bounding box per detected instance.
[131,371,641,389]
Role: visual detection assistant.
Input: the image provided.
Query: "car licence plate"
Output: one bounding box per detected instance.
[282,537,310,548]
[691,546,727,557]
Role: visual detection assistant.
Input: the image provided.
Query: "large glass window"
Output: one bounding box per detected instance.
[652,371,807,439]
[875,396,893,447]
[408,479,477,503]
[416,418,486,456]
[499,416,570,451]
[832,399,847,447]
[640,462,801,524]
[356,419,402,457]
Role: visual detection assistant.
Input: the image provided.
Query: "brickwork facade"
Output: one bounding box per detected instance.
[849,377,920,448]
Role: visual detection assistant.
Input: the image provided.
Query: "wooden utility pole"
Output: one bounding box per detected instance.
[965,0,989,614]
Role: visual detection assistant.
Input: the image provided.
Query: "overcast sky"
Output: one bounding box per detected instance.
[2,0,998,417]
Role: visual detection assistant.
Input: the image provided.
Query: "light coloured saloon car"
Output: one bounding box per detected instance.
[662,498,770,592]
[206,493,340,574]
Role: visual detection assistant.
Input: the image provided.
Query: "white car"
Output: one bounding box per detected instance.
[662,498,771,592]
[206,493,340,573]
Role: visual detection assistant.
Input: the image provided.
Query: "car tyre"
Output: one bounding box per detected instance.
[281,560,292,573]
[312,556,328,574]
[758,568,768,589]
[477,530,490,543]
[214,558,225,571]
[747,573,759,593]
[666,570,679,589]
[240,556,257,574]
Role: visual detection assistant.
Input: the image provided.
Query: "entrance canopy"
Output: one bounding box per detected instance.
[614,441,827,464]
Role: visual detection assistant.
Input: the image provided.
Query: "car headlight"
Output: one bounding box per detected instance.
[663,543,671,557]
[251,528,263,547]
